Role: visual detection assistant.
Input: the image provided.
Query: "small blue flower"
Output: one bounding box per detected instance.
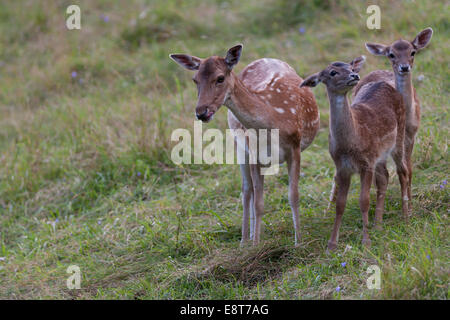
[55,218,59,223]
[97,219,102,225]
[137,171,142,177]
[341,262,346,267]
[78,78,84,84]
[101,14,109,23]
[298,27,306,34]
[443,179,447,185]
[426,255,430,260]
[336,286,341,292]
[71,71,77,78]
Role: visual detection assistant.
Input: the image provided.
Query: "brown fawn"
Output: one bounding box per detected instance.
[364,28,433,216]
[301,56,408,251]
[170,45,319,246]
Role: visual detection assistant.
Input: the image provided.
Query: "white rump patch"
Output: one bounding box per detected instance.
[275,108,285,114]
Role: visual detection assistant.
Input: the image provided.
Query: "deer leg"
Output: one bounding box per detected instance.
[393,153,410,221]
[405,141,414,215]
[328,171,351,252]
[360,168,374,247]
[250,164,264,245]
[374,162,389,230]
[287,147,301,246]
[239,163,253,246]
[325,174,338,214]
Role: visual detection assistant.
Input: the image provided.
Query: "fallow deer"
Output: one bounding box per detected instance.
[365,28,433,216]
[301,56,408,251]
[170,45,319,246]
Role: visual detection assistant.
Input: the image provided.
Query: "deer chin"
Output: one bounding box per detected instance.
[347,79,359,86]
[200,110,215,123]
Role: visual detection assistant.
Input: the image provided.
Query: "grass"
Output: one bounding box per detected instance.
[0,0,448,299]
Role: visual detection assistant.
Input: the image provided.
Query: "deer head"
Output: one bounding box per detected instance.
[300,56,365,94]
[365,28,433,76]
[169,44,243,122]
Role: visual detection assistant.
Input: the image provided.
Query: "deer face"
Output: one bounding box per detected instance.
[366,28,433,77]
[300,56,365,94]
[170,45,243,122]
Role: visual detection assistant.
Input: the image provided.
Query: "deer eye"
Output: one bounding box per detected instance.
[330,70,338,77]
[411,51,416,56]
[389,53,395,59]
[217,76,225,84]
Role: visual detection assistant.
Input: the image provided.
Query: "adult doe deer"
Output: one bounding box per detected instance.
[170,45,319,246]
[301,56,408,251]
[365,28,433,216]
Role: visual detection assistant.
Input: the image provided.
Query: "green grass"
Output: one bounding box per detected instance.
[0,0,448,299]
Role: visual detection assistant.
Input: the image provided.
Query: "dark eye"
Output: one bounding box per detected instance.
[330,70,338,77]
[389,53,395,59]
[411,51,416,56]
[217,76,225,84]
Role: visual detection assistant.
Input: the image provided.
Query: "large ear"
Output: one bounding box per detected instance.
[300,73,321,88]
[350,55,366,73]
[169,54,202,71]
[365,42,388,56]
[411,27,433,50]
[225,44,243,70]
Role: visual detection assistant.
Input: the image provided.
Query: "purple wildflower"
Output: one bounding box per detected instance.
[55,218,59,223]
[426,255,430,260]
[137,171,142,177]
[298,27,306,34]
[97,219,102,225]
[101,14,109,23]
[71,71,77,78]
[341,262,346,267]
[336,286,341,292]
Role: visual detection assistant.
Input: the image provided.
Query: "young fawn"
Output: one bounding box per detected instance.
[170,45,319,246]
[365,28,433,215]
[301,56,408,251]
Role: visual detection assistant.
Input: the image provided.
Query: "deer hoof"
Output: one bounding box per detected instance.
[362,238,372,247]
[327,241,337,253]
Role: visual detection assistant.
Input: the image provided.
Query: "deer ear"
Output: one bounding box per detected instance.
[411,27,433,50]
[365,42,388,56]
[350,55,366,73]
[300,73,321,88]
[169,54,202,71]
[225,44,243,70]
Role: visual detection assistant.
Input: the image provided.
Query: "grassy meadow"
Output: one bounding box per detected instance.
[0,0,448,299]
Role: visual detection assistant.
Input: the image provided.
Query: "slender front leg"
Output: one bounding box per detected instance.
[393,153,410,221]
[405,139,414,216]
[250,164,264,245]
[287,147,301,246]
[239,163,253,246]
[325,173,338,214]
[360,168,374,247]
[374,162,389,229]
[328,171,351,252]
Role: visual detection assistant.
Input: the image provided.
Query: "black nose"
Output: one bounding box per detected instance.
[401,66,410,72]
[196,107,209,121]
[351,73,360,80]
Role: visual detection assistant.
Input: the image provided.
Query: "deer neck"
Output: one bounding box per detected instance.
[326,88,356,145]
[395,72,415,119]
[224,72,276,130]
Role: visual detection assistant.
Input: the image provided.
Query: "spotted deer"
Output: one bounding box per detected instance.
[170,45,319,246]
[364,28,433,215]
[301,56,408,251]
